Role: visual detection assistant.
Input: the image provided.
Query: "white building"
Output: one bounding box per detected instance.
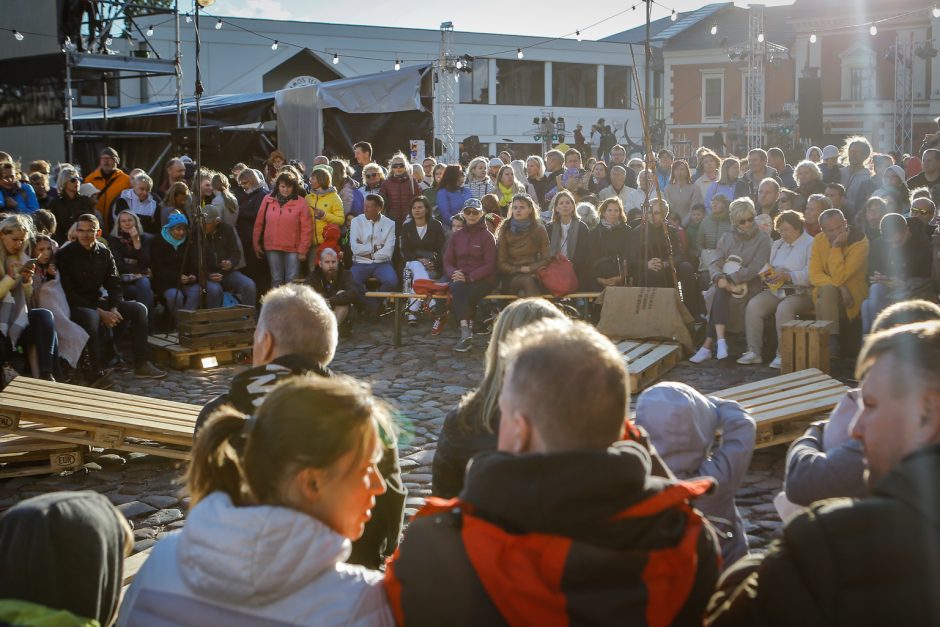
[0,5,650,162]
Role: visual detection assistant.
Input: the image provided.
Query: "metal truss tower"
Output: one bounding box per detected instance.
[745,5,765,151]
[437,22,459,160]
[894,33,914,156]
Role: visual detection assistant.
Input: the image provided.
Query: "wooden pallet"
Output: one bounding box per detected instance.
[616,340,682,394]
[717,368,848,449]
[149,333,252,369]
[0,377,200,460]
[0,428,87,479]
[178,305,255,350]
[123,546,154,592]
[780,320,833,374]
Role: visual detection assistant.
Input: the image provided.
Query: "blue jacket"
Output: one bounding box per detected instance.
[0,183,39,214]
[436,187,472,224]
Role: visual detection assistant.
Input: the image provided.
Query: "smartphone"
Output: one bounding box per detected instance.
[21,258,38,270]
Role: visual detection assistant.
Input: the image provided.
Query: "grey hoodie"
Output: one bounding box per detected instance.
[635,382,756,569]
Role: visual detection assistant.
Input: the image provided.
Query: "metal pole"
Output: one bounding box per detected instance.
[65,53,74,164]
[175,0,183,127]
[193,0,207,308]
[103,74,109,127]
[645,0,652,123]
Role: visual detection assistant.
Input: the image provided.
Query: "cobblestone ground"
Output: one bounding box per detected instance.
[0,319,800,556]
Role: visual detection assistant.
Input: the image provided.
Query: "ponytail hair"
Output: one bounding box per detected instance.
[186,374,394,508]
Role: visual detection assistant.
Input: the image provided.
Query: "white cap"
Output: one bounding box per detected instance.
[821,145,839,160]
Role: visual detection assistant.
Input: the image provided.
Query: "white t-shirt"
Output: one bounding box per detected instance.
[416,224,427,239]
[560,222,571,257]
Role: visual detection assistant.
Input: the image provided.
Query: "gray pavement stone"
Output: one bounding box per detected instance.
[118,501,156,519]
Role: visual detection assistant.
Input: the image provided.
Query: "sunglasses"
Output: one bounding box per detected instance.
[365,173,380,178]
[738,217,755,225]
[69,176,81,183]
[911,208,932,215]
[463,208,482,215]
[391,163,406,169]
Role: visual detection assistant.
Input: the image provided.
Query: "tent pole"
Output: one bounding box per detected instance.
[65,53,74,163]
[175,0,183,127]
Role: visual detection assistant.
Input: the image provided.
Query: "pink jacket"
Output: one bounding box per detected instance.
[253,195,313,256]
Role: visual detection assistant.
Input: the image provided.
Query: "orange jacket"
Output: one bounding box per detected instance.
[84,167,131,232]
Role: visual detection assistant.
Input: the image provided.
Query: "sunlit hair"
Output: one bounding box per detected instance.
[525,155,546,178]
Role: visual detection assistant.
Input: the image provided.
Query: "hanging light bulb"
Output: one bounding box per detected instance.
[12,30,23,41]
[105,36,113,45]
[710,24,718,36]
[575,30,581,42]
[869,24,877,36]
[332,53,339,65]
[394,59,401,71]
[933,5,940,18]
[455,59,463,69]
[810,33,817,44]
[517,48,523,59]
[271,40,278,50]
[215,19,222,30]
[671,10,677,21]
[757,32,764,43]
[185,14,192,23]
[146,25,154,36]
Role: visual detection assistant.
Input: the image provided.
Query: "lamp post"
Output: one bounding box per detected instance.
[192,0,215,307]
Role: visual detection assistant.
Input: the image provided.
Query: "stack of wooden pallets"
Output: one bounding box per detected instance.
[616,340,682,394]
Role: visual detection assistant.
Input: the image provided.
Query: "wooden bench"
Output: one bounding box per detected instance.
[716,368,848,449]
[365,292,602,347]
[177,305,255,349]
[122,546,154,593]
[0,428,87,479]
[0,377,201,460]
[780,320,833,374]
[149,332,252,369]
[616,340,681,394]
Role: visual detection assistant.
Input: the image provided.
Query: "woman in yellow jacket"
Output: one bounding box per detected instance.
[305,165,345,272]
[808,208,869,357]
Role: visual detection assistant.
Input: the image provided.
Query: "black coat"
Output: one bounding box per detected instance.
[236,187,266,251]
[106,232,152,275]
[48,193,95,244]
[548,218,593,291]
[629,221,684,288]
[431,406,497,499]
[305,265,356,307]
[400,218,446,276]
[110,195,160,235]
[55,241,123,310]
[150,234,192,294]
[204,222,243,272]
[590,222,632,281]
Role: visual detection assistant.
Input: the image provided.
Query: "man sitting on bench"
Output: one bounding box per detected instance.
[57,213,166,386]
[349,193,397,316]
[306,247,355,336]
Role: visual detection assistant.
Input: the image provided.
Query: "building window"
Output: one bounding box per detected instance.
[76,77,120,109]
[849,67,873,100]
[604,65,633,109]
[702,73,723,121]
[495,60,544,106]
[458,59,489,104]
[552,62,596,108]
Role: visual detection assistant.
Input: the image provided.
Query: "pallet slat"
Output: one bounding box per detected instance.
[617,340,681,395]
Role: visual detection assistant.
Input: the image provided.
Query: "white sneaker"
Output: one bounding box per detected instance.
[689,347,712,364]
[737,351,762,365]
[716,339,729,360]
[769,355,782,369]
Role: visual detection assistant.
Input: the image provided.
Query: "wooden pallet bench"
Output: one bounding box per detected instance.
[177,305,255,350]
[0,377,201,460]
[616,340,681,394]
[716,368,848,449]
[0,427,87,479]
[366,291,602,347]
[149,332,252,369]
[122,546,154,593]
[780,320,833,374]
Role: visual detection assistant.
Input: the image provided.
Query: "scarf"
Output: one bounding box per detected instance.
[600,219,615,230]
[510,218,532,235]
[497,182,515,208]
[275,192,296,206]
[118,188,156,217]
[161,225,187,250]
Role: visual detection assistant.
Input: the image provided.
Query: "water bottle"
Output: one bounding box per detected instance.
[403,267,414,294]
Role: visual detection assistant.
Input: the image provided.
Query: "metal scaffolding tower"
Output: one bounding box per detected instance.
[437,22,459,160]
[894,33,914,156]
[744,5,765,151]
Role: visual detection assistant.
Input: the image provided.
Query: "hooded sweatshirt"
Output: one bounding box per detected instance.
[0,491,126,627]
[117,492,394,627]
[635,382,756,568]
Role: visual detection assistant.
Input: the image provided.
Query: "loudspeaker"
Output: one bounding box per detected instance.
[798,78,823,139]
[171,126,222,153]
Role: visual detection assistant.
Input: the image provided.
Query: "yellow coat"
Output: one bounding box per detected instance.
[305,188,345,245]
[808,231,869,320]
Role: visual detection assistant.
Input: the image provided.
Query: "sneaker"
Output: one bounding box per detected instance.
[134,361,167,379]
[689,347,712,364]
[716,339,729,360]
[430,313,448,336]
[89,370,114,389]
[768,355,782,369]
[736,351,762,365]
[406,312,418,327]
[454,336,473,352]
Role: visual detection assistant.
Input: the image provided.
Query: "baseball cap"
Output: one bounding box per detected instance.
[462,198,483,212]
[488,158,503,168]
[821,145,839,160]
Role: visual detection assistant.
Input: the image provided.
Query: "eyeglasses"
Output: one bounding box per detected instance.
[738,217,755,225]
[462,208,482,216]
[69,176,81,183]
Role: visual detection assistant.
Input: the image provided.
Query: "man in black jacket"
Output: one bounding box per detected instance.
[202,205,256,306]
[305,247,354,332]
[57,214,165,386]
[707,321,940,626]
[196,283,405,569]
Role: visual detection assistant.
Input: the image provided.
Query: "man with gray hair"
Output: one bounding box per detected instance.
[808,208,869,358]
[195,283,406,569]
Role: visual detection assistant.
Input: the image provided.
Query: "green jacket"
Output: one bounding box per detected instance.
[0,600,100,627]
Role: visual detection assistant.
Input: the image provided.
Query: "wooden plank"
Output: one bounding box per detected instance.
[0,446,84,478]
[779,321,797,374]
[717,369,826,398]
[179,319,254,334]
[0,399,195,439]
[4,378,201,415]
[0,389,198,428]
[731,378,847,409]
[177,305,254,324]
[751,391,847,425]
[794,324,808,373]
[622,343,659,362]
[0,422,191,460]
[628,344,679,374]
[123,547,154,586]
[365,292,603,301]
[179,332,254,350]
[808,321,832,374]
[616,340,642,353]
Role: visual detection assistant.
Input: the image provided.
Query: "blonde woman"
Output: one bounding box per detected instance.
[465,156,495,199]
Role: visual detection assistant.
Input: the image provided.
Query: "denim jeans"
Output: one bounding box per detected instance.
[124,276,155,330]
[861,282,893,334]
[266,251,300,287]
[221,271,257,306]
[450,277,497,321]
[9,308,60,377]
[351,262,398,312]
[163,283,224,321]
[72,301,150,369]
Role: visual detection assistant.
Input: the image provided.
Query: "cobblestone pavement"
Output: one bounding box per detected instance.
[0,319,798,556]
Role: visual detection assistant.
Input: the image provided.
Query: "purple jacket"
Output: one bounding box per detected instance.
[443,222,496,283]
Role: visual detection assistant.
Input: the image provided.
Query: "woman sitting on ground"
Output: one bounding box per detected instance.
[118,375,394,626]
[737,210,815,368]
[431,298,567,498]
[690,197,771,363]
[107,210,154,318]
[400,196,446,327]
[497,193,550,297]
[590,197,632,289]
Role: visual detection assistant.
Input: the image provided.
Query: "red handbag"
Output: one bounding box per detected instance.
[537,254,579,297]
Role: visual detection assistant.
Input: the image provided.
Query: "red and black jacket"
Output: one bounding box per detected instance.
[385,441,721,627]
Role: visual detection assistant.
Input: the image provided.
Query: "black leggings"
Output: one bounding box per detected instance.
[450,277,497,321]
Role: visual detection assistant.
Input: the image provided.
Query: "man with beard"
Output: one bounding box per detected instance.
[306,247,355,335]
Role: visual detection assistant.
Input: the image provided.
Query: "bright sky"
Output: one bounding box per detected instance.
[215,0,795,40]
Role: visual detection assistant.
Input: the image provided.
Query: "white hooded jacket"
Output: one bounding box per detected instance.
[117,491,394,627]
[635,382,756,569]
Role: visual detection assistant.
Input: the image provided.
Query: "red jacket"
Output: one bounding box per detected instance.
[252,194,313,256]
[380,175,421,225]
[443,222,496,283]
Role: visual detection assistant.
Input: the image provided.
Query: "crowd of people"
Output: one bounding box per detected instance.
[1,282,938,626]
